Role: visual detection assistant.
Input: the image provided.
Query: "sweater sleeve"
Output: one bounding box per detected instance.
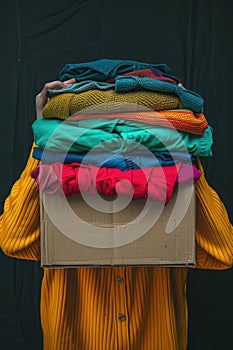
[0,144,41,261]
[194,158,233,270]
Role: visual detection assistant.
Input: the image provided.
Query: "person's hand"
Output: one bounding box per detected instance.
[178,82,186,90]
[35,78,76,118]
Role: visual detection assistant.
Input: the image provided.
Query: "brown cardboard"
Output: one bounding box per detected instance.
[40,183,196,267]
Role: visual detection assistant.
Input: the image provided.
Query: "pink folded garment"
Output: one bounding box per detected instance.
[31,163,201,205]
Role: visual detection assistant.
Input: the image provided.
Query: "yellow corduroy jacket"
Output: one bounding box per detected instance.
[0,145,232,350]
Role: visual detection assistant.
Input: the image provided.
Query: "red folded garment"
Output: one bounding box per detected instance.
[31,162,201,205]
[106,68,178,85]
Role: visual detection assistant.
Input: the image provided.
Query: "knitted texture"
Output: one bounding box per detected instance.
[42,90,183,119]
[70,109,208,135]
[47,68,179,97]
[47,80,114,97]
[46,76,203,113]
[59,58,170,81]
[106,68,179,84]
[114,76,204,113]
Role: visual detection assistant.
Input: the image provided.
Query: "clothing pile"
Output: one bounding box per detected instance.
[31,59,213,206]
[1,59,232,350]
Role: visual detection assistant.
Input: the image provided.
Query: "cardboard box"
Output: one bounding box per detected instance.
[40,183,196,267]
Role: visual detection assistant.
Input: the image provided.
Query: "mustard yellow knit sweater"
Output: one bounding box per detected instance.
[0,146,232,350]
[42,90,184,119]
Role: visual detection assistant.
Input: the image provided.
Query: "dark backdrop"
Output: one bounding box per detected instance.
[0,1,232,349]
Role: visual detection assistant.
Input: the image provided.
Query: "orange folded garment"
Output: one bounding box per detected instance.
[70,109,208,135]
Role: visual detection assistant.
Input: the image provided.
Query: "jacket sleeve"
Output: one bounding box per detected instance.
[194,158,233,270]
[0,144,41,261]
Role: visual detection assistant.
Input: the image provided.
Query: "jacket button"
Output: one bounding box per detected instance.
[116,276,124,284]
[118,314,126,321]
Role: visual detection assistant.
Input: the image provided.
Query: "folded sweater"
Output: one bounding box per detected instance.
[68,109,208,135]
[42,90,184,119]
[59,58,170,81]
[32,147,196,169]
[46,76,203,113]
[32,118,213,156]
[31,162,201,204]
[47,67,179,97]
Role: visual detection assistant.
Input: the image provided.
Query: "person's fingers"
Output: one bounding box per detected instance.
[35,78,76,100]
[36,80,66,99]
[35,79,76,118]
[178,82,186,90]
[63,78,76,86]
[42,79,75,91]
[35,81,62,118]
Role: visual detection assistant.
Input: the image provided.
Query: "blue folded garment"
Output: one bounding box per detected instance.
[47,75,204,113]
[33,146,195,171]
[59,58,170,82]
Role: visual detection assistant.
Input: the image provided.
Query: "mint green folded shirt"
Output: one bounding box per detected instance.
[32,118,213,156]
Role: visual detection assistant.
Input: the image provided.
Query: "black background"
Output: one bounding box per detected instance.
[0,1,232,349]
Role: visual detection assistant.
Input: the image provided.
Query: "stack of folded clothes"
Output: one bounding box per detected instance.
[31,58,213,206]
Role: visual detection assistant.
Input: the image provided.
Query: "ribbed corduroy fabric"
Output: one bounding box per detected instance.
[0,147,232,350]
[40,266,187,350]
[42,90,184,119]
